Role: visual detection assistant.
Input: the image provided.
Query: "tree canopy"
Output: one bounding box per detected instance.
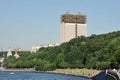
[2,31,120,71]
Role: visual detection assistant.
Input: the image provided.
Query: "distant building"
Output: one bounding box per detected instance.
[7,49,12,57]
[14,51,20,59]
[0,58,4,63]
[14,48,22,51]
[31,46,42,53]
[31,43,59,53]
[61,13,87,43]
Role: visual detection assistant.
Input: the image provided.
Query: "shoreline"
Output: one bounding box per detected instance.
[0,68,100,79]
[0,68,35,72]
[52,69,101,78]
[45,71,91,79]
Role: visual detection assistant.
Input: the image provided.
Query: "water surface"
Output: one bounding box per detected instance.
[0,71,91,80]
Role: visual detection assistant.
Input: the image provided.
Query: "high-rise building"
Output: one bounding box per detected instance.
[61,13,87,43]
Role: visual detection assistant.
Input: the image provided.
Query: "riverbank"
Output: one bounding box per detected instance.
[50,68,101,78]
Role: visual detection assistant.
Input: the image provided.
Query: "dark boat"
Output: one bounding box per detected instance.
[91,69,120,80]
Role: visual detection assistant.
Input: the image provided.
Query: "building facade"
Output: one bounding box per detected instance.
[61,13,87,43]
[7,49,12,57]
[31,43,59,53]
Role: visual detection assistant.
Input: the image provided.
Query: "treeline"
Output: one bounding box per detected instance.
[4,31,120,71]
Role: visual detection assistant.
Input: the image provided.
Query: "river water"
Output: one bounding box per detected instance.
[0,71,92,80]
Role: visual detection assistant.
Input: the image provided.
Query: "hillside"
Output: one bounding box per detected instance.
[4,31,120,71]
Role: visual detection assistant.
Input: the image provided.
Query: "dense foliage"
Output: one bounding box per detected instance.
[2,31,120,71]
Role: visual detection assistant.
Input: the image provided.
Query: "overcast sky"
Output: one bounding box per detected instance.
[0,0,120,50]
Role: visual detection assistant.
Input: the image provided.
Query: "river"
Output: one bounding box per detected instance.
[0,71,92,80]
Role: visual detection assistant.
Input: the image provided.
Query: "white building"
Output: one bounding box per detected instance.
[31,43,59,53]
[61,13,87,43]
[0,58,4,63]
[31,45,42,53]
[7,49,12,57]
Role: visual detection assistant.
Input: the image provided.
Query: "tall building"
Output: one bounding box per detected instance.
[61,13,87,43]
